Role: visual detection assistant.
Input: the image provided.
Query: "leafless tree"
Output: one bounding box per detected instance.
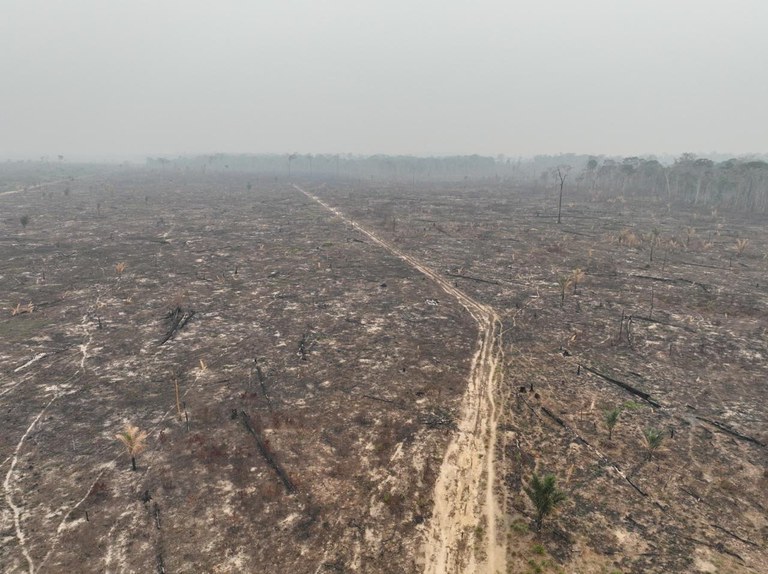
[555,166,570,224]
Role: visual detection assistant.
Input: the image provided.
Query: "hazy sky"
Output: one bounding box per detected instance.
[2,0,766,160]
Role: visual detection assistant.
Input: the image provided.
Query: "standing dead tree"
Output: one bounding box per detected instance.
[556,275,573,308]
[555,166,571,224]
[648,228,661,262]
[254,359,273,411]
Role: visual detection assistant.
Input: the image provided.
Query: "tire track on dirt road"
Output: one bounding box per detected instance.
[295,184,507,574]
[3,396,58,574]
[0,174,102,198]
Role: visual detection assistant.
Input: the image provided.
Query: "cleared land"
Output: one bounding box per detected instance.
[1,168,767,573]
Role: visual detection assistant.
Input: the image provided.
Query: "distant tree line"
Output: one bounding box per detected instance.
[146,151,768,213]
[146,153,496,182]
[578,154,768,213]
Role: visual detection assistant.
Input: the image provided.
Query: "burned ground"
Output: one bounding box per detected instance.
[1,170,473,573]
[1,168,767,573]
[316,180,768,573]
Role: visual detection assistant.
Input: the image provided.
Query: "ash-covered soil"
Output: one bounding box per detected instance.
[1,170,474,573]
[315,180,768,574]
[2,169,767,574]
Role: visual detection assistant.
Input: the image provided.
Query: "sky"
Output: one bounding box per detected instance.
[1,0,766,160]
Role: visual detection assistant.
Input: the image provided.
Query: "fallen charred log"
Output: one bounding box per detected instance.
[695,416,765,448]
[159,306,195,345]
[581,365,662,408]
[240,410,296,494]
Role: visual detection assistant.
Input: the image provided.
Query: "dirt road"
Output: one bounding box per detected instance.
[0,179,71,197]
[295,185,507,574]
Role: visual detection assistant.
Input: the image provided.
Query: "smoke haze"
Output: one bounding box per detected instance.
[1,0,766,160]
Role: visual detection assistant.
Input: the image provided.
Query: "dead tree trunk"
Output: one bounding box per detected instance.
[556,167,568,224]
[240,410,296,493]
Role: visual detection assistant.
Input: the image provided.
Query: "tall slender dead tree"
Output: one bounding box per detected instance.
[556,166,570,224]
[557,275,573,308]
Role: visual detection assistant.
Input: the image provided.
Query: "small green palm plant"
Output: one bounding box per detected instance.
[116,424,148,471]
[604,407,622,440]
[524,473,567,531]
[643,427,664,461]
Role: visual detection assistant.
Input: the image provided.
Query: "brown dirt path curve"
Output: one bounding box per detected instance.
[295,184,507,574]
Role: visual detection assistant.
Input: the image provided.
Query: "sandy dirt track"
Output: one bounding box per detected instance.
[295,184,507,573]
